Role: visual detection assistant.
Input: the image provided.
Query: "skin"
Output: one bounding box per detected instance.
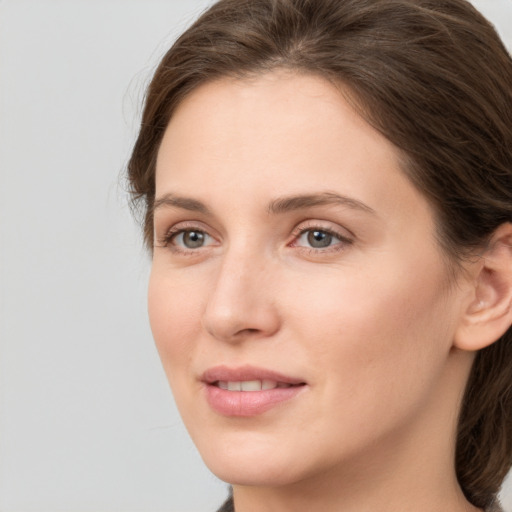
[149,71,482,512]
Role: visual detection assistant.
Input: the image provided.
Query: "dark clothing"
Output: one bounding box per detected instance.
[216,496,234,512]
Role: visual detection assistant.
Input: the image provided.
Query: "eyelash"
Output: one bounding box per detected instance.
[157,222,353,255]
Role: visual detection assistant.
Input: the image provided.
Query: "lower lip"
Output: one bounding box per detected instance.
[204,384,305,417]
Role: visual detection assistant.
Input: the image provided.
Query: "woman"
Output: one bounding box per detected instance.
[127,0,512,510]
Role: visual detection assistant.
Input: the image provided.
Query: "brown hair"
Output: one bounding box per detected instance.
[127,0,512,507]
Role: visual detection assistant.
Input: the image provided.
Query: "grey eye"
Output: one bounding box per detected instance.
[306,230,334,248]
[179,230,208,248]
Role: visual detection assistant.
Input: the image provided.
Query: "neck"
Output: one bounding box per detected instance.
[232,441,480,512]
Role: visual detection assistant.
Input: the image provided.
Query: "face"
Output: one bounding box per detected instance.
[149,72,470,488]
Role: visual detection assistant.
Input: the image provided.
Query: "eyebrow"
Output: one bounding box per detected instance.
[152,191,376,217]
[153,193,212,215]
[268,192,376,216]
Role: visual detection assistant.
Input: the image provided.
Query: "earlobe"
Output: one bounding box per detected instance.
[454,223,512,352]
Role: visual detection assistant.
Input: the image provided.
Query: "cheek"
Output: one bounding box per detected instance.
[147,267,204,376]
[283,255,455,413]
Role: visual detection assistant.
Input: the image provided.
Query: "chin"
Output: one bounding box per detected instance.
[206,458,302,487]
[196,436,310,487]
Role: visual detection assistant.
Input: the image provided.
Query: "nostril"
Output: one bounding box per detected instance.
[233,327,263,338]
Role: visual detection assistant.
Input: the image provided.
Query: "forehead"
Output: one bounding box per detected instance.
[155,71,429,225]
[159,72,380,158]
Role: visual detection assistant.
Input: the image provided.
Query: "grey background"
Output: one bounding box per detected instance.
[0,1,510,511]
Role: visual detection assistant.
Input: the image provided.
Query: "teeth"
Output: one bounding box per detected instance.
[262,379,277,390]
[241,380,262,391]
[227,381,242,391]
[216,380,291,391]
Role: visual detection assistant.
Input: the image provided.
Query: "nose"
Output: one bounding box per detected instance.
[201,251,281,343]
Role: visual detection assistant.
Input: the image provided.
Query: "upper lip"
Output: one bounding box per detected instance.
[201,365,306,385]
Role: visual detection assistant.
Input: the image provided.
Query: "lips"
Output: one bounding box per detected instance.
[201,365,307,417]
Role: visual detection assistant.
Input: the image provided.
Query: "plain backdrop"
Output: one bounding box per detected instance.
[0,1,511,511]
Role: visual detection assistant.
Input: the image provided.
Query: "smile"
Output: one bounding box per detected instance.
[202,366,307,416]
[215,380,296,391]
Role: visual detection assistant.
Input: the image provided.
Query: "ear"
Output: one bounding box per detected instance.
[454,223,512,352]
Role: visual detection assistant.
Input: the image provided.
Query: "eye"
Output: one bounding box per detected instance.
[172,229,213,249]
[292,226,352,252]
[299,230,336,248]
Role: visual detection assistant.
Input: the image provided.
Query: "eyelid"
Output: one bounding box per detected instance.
[291,220,353,239]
